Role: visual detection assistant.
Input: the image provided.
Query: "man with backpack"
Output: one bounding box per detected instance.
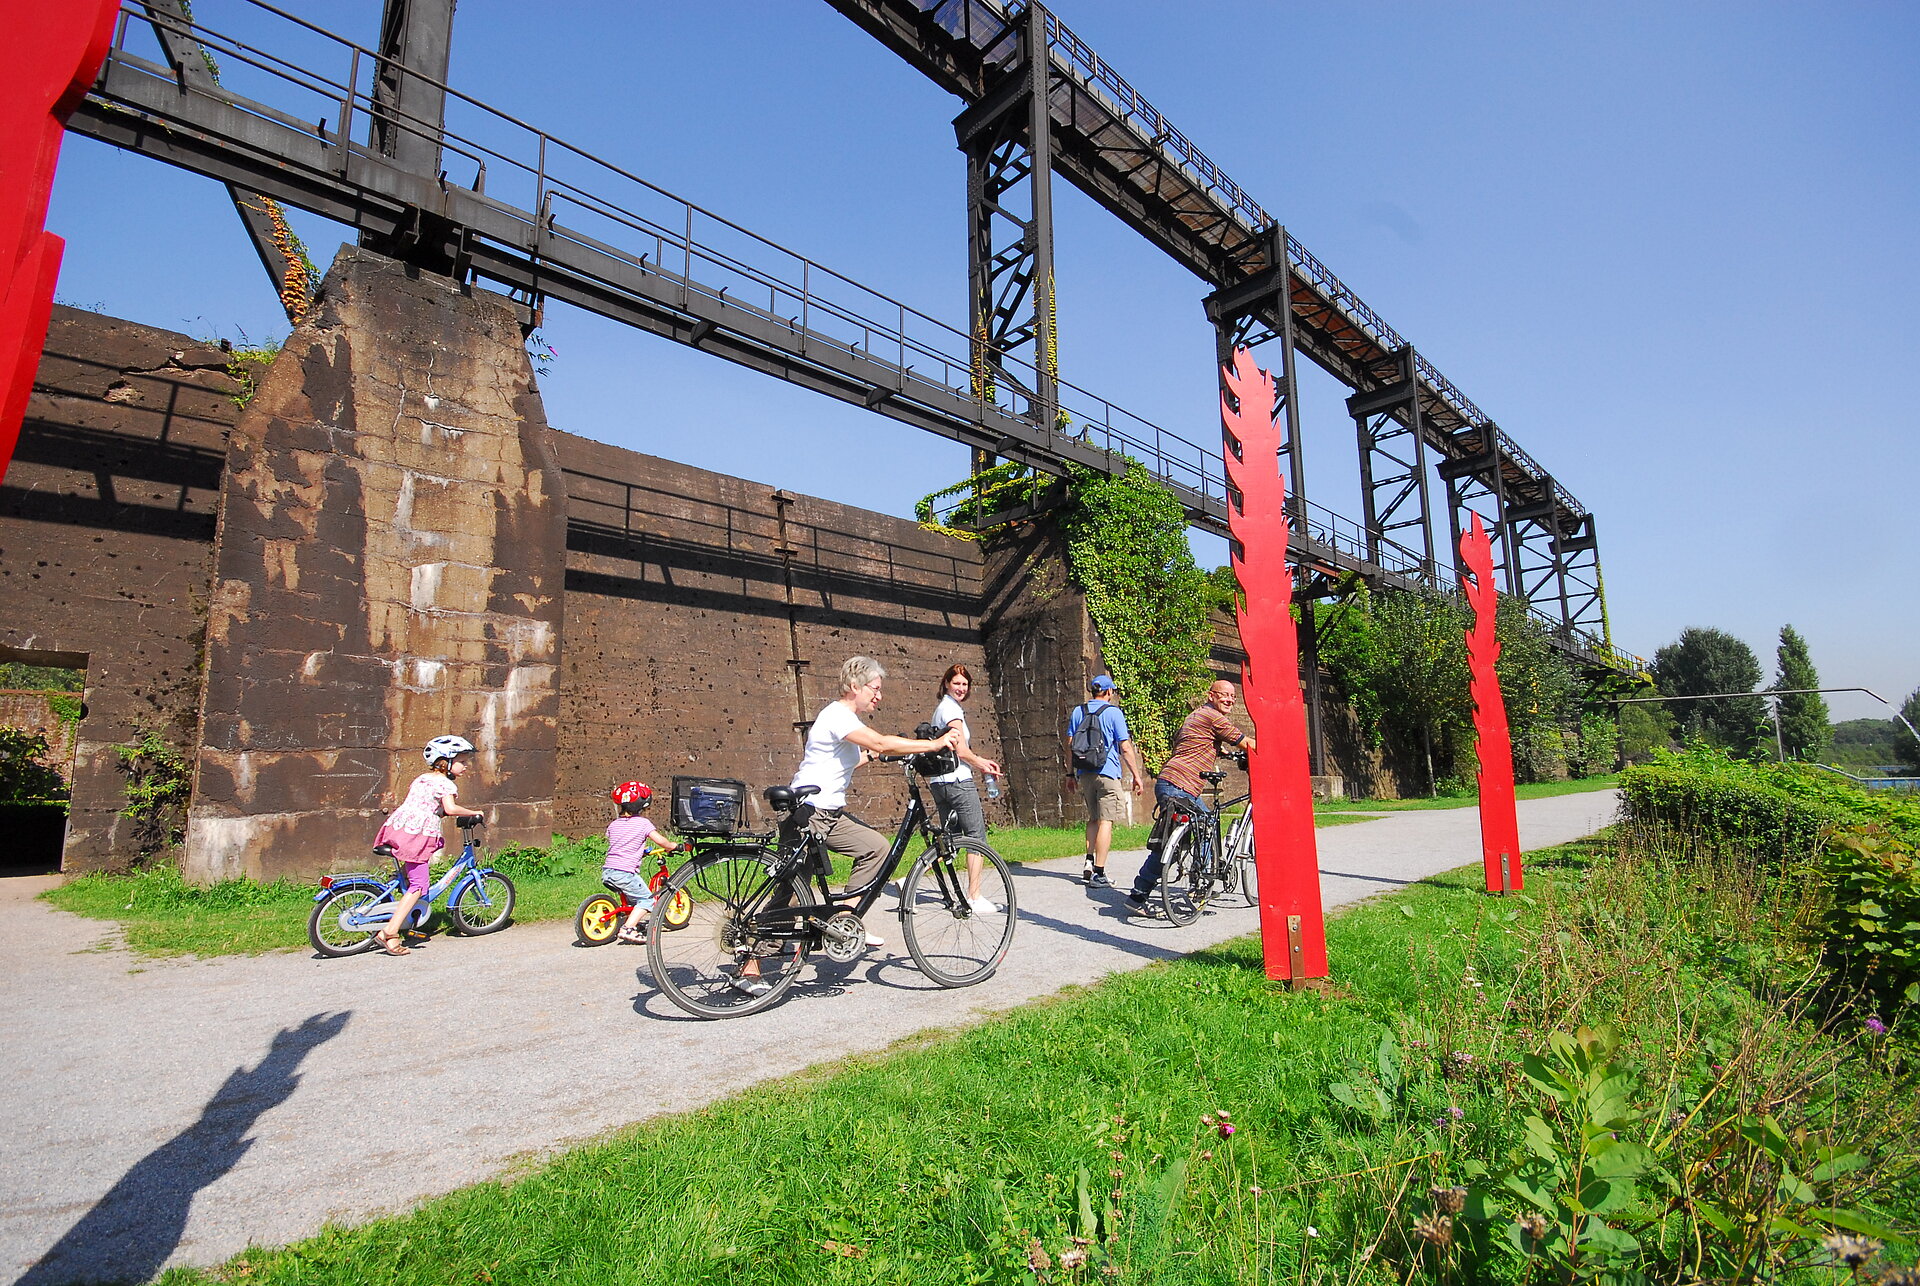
[1063,674,1145,887]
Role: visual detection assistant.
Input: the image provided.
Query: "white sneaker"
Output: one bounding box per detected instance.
[966,896,1002,916]
[865,932,886,947]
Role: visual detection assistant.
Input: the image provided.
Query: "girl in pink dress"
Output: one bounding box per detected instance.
[373,734,486,956]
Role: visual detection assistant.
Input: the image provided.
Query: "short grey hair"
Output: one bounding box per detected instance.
[839,655,887,696]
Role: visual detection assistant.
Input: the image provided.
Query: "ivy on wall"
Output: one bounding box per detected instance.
[1055,462,1214,771]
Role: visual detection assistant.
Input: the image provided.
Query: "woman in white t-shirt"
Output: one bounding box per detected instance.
[741,656,955,993]
[926,663,1001,844]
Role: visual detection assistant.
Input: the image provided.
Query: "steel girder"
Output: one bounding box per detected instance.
[1347,347,1438,580]
[1437,424,1513,595]
[360,0,456,268]
[955,4,1057,446]
[821,0,1629,671]
[1204,226,1325,772]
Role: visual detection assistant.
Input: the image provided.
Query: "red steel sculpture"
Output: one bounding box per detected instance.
[1461,511,1523,892]
[1221,346,1327,982]
[0,0,118,481]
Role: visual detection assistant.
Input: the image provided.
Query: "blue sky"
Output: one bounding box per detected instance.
[45,1,1919,723]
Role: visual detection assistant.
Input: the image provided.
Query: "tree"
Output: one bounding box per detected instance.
[1649,627,1769,755]
[1770,625,1830,761]
[1900,687,1920,776]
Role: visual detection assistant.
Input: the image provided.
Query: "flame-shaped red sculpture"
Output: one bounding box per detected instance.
[0,0,118,481]
[1221,347,1327,981]
[1461,511,1522,892]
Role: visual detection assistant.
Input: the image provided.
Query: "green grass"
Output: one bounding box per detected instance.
[43,812,1373,959]
[41,860,613,958]
[1316,773,1620,812]
[151,831,1919,1285]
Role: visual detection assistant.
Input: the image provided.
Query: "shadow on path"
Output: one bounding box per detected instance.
[15,1011,350,1286]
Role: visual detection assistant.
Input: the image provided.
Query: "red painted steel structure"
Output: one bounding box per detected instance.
[0,0,118,483]
[1462,511,1523,893]
[1221,347,1327,982]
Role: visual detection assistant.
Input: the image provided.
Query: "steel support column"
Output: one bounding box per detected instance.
[1347,347,1438,579]
[1438,423,1510,589]
[361,0,458,271]
[1506,486,1564,621]
[1204,225,1325,774]
[1558,514,1607,642]
[955,3,1057,453]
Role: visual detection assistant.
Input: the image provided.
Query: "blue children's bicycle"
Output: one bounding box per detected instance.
[307,815,516,957]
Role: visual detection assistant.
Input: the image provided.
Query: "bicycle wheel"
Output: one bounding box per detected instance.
[1159,828,1206,927]
[308,886,387,957]
[574,893,621,946]
[448,872,516,935]
[660,886,693,930]
[1225,807,1257,906]
[900,837,1016,987]
[647,850,807,1019]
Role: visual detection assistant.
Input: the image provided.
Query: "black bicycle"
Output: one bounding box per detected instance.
[645,758,1018,1018]
[1156,751,1256,926]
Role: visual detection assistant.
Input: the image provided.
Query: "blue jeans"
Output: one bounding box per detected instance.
[601,868,656,910]
[1131,781,1205,898]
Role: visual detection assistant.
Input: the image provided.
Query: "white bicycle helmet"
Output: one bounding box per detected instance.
[423,734,476,766]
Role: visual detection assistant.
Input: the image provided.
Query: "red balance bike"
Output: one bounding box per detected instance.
[574,853,692,946]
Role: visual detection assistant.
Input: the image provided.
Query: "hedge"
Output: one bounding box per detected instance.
[1621,747,1920,1003]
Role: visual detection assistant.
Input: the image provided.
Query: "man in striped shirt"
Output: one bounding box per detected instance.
[1126,680,1255,912]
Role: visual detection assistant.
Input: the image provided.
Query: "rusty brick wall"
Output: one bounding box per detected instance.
[0,690,82,785]
[978,520,1105,828]
[553,433,1005,839]
[184,249,566,881]
[0,307,240,870]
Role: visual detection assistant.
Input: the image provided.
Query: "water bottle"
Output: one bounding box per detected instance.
[985,774,1001,801]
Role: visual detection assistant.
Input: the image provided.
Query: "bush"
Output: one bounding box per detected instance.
[492,833,608,880]
[1621,746,1920,1004]
[0,727,67,805]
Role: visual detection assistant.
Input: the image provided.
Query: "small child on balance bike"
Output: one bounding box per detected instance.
[604,781,682,943]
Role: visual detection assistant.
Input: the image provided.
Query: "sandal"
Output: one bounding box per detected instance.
[616,926,646,944]
[375,930,411,956]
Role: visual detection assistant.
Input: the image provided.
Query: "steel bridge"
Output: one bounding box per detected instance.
[63,0,1636,687]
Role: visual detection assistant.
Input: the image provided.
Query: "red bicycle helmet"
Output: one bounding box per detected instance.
[611,781,652,806]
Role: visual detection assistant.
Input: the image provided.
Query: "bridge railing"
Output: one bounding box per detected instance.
[103,1,1628,667]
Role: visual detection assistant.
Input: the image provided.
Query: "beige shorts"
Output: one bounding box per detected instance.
[1077,772,1128,823]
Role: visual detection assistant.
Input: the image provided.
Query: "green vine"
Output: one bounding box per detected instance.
[914,462,1054,541]
[1055,462,1213,771]
[116,728,193,860]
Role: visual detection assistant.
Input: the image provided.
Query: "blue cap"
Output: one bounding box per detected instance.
[1089,674,1115,693]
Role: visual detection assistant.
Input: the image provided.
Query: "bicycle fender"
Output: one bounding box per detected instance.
[311,876,384,903]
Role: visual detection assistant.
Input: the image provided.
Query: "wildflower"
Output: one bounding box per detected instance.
[1027,1237,1052,1274]
[1822,1232,1882,1269]
[1430,1185,1467,1216]
[1110,1150,1124,1162]
[1110,1187,1122,1201]
[1217,1122,1236,1138]
[1200,1150,1213,1161]
[1249,1185,1264,1195]
[1058,1247,1088,1270]
[1305,1226,1320,1238]
[1516,1212,1550,1243]
[1870,1268,1920,1286]
[1109,1167,1123,1179]
[1412,1212,1454,1250]
[1448,1107,1464,1120]
[1865,1016,1889,1037]
[1451,1051,1475,1066]
[1215,1109,1231,1120]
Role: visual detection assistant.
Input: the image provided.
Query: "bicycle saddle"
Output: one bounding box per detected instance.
[372,842,397,857]
[763,784,821,812]
[1199,770,1229,785]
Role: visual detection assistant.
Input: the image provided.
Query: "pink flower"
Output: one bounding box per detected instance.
[1218,1122,1236,1138]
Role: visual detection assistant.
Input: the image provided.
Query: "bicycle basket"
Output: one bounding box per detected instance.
[909,721,957,778]
[671,777,747,835]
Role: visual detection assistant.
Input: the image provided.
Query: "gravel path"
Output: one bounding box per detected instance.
[1,790,1617,1284]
